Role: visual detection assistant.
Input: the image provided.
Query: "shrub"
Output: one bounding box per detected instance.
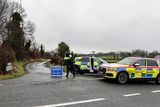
[50,56,63,65]
[45,52,52,59]
[29,49,41,59]
[0,46,16,73]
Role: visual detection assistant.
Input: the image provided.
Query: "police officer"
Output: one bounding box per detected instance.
[64,52,76,78]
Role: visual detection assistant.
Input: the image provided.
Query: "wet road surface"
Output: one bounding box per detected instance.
[0,62,160,107]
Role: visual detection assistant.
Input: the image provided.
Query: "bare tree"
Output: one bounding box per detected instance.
[7,1,26,18]
[0,0,9,43]
[0,0,35,45]
[0,0,38,60]
[23,20,36,41]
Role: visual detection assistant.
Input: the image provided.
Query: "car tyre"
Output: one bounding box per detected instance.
[155,74,160,84]
[117,72,129,84]
[74,65,81,74]
[104,77,109,81]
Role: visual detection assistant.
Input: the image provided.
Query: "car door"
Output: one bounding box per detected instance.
[79,57,90,70]
[93,57,101,70]
[146,59,159,78]
[132,59,146,78]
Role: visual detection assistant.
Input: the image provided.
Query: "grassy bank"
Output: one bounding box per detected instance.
[0,59,47,80]
[0,61,26,80]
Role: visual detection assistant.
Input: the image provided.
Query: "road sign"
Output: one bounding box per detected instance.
[6,62,13,72]
[51,66,63,77]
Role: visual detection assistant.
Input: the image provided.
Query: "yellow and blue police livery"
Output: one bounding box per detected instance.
[74,56,107,74]
[101,57,160,84]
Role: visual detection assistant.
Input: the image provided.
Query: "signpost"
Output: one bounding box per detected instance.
[51,66,63,77]
[6,62,13,72]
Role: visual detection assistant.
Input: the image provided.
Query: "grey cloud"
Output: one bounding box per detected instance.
[20,0,160,53]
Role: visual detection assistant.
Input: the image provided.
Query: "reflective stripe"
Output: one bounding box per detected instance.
[75,62,81,65]
[74,57,100,70]
[117,68,126,73]
[94,62,98,66]
[64,55,72,60]
[106,65,160,79]
[135,68,142,70]
[141,73,145,77]
[147,68,153,70]
[87,62,90,66]
[147,74,152,77]
[82,62,87,65]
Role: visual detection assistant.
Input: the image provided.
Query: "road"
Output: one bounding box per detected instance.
[0,62,160,107]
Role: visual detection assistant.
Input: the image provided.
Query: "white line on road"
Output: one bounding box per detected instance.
[152,90,160,93]
[36,98,106,107]
[0,84,4,87]
[123,93,141,97]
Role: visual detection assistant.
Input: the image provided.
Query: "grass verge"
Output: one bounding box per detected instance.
[0,61,26,80]
[0,59,47,80]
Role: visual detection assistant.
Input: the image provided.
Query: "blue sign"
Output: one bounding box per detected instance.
[51,66,63,77]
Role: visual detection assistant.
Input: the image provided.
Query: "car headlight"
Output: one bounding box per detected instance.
[107,68,117,71]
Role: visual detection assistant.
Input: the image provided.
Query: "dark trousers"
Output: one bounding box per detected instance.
[66,65,75,77]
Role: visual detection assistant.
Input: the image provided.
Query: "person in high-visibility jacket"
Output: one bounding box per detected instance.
[64,52,75,77]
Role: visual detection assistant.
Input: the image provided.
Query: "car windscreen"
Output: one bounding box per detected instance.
[79,57,89,62]
[75,58,81,61]
[157,60,160,66]
[97,58,108,64]
[118,57,138,65]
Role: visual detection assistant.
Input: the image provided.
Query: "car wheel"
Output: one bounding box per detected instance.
[94,70,98,74]
[74,65,80,74]
[155,74,160,84]
[104,77,109,80]
[117,72,128,84]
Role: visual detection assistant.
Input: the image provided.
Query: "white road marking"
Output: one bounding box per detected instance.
[36,98,106,107]
[0,84,4,87]
[152,90,160,93]
[123,93,141,97]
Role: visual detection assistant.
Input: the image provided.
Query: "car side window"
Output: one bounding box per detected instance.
[135,59,146,66]
[75,58,80,61]
[147,59,158,66]
[79,58,89,62]
[93,58,100,63]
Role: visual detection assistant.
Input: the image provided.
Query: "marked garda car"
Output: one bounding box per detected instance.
[100,57,160,84]
[74,56,107,74]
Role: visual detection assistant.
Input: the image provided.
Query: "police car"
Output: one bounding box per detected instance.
[100,57,160,84]
[74,56,107,74]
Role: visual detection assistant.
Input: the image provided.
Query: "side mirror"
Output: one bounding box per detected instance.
[133,63,140,67]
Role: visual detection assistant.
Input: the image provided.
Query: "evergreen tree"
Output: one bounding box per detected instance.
[58,42,70,58]
[5,12,25,60]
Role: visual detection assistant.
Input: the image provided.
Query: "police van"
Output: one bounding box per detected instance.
[74,56,107,74]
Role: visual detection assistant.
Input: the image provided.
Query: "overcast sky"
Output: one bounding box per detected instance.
[16,0,160,53]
